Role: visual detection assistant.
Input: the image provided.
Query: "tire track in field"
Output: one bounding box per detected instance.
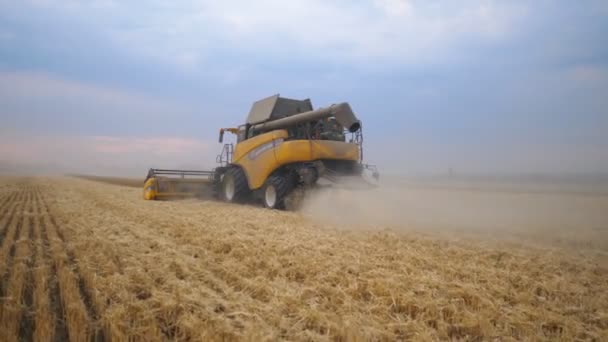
[0,184,19,205]
[33,189,72,342]
[79,188,253,300]
[100,189,271,299]
[0,189,26,295]
[36,187,166,340]
[39,214,69,342]
[53,185,259,338]
[37,185,145,341]
[70,186,273,332]
[0,187,30,341]
[0,189,24,249]
[0,188,23,278]
[0,190,18,216]
[19,188,37,342]
[30,188,56,342]
[37,190,105,342]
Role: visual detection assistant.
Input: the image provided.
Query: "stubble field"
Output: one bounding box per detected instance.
[0,176,607,341]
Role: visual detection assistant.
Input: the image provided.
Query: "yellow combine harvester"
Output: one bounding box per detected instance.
[144,94,379,209]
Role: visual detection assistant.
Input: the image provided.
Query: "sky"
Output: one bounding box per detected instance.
[0,0,607,176]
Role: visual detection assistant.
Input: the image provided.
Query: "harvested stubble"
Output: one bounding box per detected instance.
[31,194,54,342]
[0,176,607,341]
[0,190,31,341]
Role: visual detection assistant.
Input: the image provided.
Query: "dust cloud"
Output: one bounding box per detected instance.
[299,178,608,248]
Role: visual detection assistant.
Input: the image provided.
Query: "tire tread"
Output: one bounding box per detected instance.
[223,166,249,202]
[264,175,290,209]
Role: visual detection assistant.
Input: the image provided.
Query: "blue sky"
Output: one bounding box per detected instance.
[1,0,607,175]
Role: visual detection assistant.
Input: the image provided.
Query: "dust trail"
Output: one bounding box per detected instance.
[299,180,608,248]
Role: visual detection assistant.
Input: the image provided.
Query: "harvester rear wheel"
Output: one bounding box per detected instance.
[262,175,289,209]
[221,167,249,203]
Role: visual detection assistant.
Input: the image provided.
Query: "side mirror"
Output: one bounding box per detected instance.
[219,129,224,143]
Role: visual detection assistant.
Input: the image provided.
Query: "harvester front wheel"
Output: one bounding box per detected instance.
[221,167,249,203]
[262,175,289,209]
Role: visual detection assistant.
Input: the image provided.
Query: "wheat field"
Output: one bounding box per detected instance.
[0,176,606,341]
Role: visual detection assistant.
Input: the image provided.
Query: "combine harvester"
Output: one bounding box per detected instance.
[144,94,379,209]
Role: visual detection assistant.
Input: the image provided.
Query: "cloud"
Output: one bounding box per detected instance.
[200,0,525,66]
[0,29,14,42]
[0,71,215,173]
[0,70,153,106]
[568,65,608,86]
[374,0,413,17]
[92,136,208,155]
[0,134,213,176]
[12,0,527,69]
[0,71,208,137]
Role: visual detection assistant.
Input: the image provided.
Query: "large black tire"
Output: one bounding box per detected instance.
[221,167,249,203]
[262,175,290,209]
[211,167,226,199]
